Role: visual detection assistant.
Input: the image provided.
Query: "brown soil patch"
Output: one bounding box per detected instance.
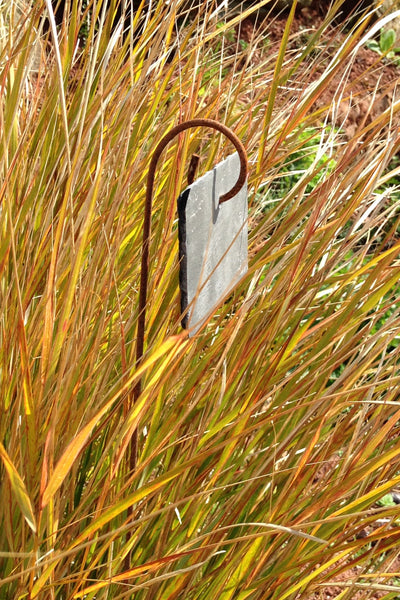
[237,4,400,137]
[297,554,400,600]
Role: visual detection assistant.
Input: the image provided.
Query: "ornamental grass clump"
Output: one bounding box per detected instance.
[2,0,400,598]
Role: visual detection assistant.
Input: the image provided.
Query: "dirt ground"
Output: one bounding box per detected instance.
[237,3,399,138]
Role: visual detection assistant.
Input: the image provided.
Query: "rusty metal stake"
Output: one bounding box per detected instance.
[129,118,248,472]
[123,119,248,569]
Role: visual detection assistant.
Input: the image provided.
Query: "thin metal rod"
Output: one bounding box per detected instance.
[129,118,248,471]
[187,153,200,186]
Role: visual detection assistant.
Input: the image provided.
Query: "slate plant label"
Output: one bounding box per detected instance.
[178,152,248,335]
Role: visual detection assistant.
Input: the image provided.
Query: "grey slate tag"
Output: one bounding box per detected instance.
[178,152,248,335]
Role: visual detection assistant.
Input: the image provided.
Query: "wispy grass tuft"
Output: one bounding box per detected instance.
[1,0,400,598]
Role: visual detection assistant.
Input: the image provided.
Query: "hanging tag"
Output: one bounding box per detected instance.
[178,152,248,335]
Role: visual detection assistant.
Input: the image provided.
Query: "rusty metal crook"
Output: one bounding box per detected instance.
[129,118,248,470]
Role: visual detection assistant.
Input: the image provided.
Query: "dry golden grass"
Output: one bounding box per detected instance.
[1,1,400,598]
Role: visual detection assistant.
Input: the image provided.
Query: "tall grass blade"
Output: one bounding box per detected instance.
[0,443,36,533]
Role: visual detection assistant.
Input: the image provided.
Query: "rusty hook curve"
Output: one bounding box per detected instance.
[129,119,248,471]
[147,118,248,207]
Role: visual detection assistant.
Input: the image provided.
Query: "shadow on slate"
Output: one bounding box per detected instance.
[178,152,248,336]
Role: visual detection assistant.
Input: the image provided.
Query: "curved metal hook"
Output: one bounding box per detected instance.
[129,119,248,470]
[147,118,248,206]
